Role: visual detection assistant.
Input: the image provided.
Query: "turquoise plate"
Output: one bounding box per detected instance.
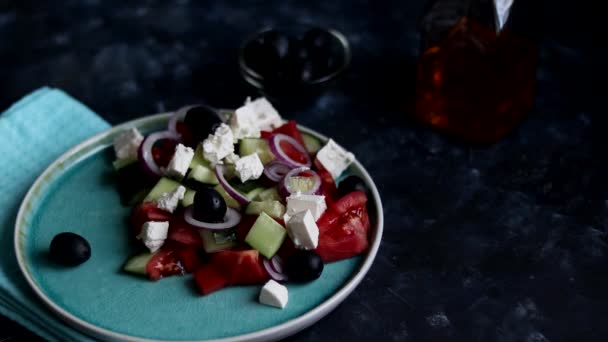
[14,114,383,342]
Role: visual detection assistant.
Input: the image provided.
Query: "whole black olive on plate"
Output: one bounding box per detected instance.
[286,250,324,282]
[338,175,368,197]
[183,106,222,143]
[193,188,227,223]
[49,232,91,266]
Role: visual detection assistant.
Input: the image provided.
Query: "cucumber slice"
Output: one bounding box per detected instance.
[123,252,154,275]
[239,138,275,164]
[245,200,286,219]
[302,133,323,154]
[246,187,266,200]
[257,187,281,201]
[187,164,219,185]
[143,177,181,202]
[189,144,211,170]
[287,176,317,193]
[182,188,196,207]
[200,229,237,253]
[245,212,286,258]
[112,156,137,171]
[213,184,242,209]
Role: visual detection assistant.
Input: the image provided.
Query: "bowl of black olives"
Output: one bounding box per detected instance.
[239,24,351,106]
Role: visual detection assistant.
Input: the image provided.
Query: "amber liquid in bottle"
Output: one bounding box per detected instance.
[415,18,538,144]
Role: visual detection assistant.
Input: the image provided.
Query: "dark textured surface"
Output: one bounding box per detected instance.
[0,0,603,341]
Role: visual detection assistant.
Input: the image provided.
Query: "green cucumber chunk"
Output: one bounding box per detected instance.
[112,156,137,170]
[187,164,219,185]
[143,177,181,202]
[189,144,210,170]
[181,188,196,207]
[123,253,154,275]
[213,184,242,209]
[302,133,323,154]
[245,200,286,219]
[246,187,266,201]
[239,138,275,164]
[287,176,317,193]
[257,187,281,201]
[245,212,287,258]
[200,229,238,253]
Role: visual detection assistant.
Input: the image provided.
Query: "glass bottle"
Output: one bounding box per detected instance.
[415,0,541,144]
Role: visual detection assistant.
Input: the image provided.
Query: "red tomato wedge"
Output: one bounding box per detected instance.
[167,216,203,247]
[130,203,172,236]
[194,263,229,295]
[261,120,306,146]
[193,250,269,295]
[314,159,338,206]
[146,248,184,281]
[315,191,371,263]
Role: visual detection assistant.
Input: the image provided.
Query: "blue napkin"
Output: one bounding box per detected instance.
[0,87,110,341]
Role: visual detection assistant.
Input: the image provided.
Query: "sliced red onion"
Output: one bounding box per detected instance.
[183,206,241,230]
[214,164,250,206]
[168,105,193,134]
[263,257,288,282]
[269,133,311,168]
[270,254,285,274]
[138,130,181,176]
[279,167,322,197]
[263,160,294,183]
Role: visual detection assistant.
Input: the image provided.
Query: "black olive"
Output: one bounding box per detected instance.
[193,188,227,223]
[337,175,368,197]
[183,106,222,143]
[49,232,91,266]
[286,250,324,283]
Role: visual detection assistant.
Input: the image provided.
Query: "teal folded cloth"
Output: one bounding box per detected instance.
[0,87,110,341]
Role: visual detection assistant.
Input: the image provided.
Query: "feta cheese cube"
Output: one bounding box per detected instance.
[235,153,264,182]
[316,139,355,180]
[259,280,288,309]
[113,128,143,160]
[230,106,261,140]
[241,97,283,131]
[286,193,327,221]
[137,221,169,253]
[286,210,319,250]
[156,185,186,213]
[165,144,194,179]
[202,123,235,165]
[224,152,241,164]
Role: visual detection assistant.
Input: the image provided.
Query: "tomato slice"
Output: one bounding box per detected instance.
[194,250,269,295]
[194,263,229,295]
[315,191,371,263]
[314,159,338,206]
[261,120,306,146]
[151,139,178,168]
[146,248,184,281]
[167,216,203,247]
[130,203,173,236]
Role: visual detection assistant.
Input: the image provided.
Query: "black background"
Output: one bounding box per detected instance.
[0,0,604,341]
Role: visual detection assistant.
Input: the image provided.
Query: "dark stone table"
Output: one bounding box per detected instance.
[0,0,602,341]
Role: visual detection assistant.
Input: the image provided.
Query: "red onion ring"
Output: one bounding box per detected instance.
[263,160,294,183]
[214,165,250,206]
[279,167,322,197]
[138,130,181,176]
[262,257,288,282]
[270,254,285,274]
[183,206,241,230]
[168,105,194,134]
[269,133,311,168]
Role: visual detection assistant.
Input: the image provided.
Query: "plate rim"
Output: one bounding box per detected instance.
[14,113,384,342]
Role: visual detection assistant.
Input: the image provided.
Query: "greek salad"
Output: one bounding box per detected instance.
[112,97,371,309]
